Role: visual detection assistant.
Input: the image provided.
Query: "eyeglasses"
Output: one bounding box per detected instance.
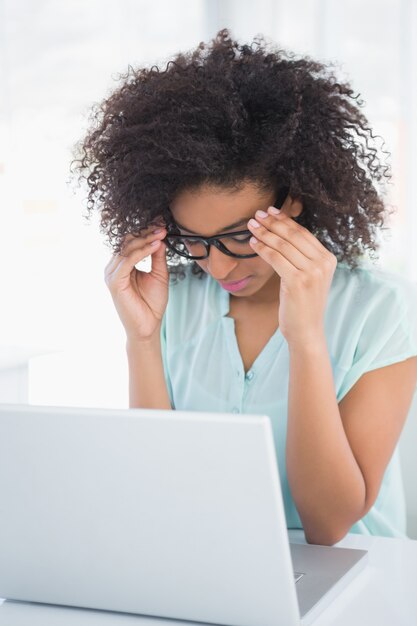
[163,186,289,260]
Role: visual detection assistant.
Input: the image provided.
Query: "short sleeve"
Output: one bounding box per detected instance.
[338,277,417,401]
[160,311,175,408]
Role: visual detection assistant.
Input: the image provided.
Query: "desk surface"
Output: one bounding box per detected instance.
[1,530,416,626]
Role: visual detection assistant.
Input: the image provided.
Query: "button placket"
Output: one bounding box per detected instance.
[245,370,254,381]
[233,369,244,414]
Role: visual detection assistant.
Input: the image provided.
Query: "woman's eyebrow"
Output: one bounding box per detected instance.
[174,217,250,235]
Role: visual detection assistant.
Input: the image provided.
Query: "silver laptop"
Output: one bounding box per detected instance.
[0,404,368,626]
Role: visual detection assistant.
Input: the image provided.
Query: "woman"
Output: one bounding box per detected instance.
[72,28,417,545]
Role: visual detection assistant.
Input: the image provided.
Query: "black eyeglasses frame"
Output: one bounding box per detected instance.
[162,186,290,261]
[163,229,258,260]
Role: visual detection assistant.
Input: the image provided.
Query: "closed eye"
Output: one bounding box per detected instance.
[228,232,252,243]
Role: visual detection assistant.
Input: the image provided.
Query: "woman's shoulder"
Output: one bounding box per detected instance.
[330,260,415,312]
[331,261,417,398]
[331,259,417,357]
[328,261,417,353]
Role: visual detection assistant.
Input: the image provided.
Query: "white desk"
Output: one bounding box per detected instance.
[0,530,416,626]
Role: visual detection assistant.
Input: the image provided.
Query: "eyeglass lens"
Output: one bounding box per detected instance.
[168,232,252,258]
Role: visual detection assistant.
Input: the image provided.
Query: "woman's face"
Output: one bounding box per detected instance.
[169,181,303,304]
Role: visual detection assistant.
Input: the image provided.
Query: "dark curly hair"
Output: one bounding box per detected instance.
[70,27,394,281]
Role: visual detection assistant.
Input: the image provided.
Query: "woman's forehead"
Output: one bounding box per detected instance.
[169,183,275,234]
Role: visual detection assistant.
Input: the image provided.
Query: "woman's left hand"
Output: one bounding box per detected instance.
[247,205,337,349]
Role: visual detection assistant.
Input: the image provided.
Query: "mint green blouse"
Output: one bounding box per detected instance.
[160,261,417,537]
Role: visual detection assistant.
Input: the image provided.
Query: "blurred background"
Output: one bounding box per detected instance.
[1,0,417,409]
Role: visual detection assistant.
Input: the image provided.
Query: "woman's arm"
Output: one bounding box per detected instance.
[126,334,172,409]
[286,335,417,545]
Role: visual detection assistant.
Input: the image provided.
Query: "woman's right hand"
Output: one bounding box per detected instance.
[104,222,169,342]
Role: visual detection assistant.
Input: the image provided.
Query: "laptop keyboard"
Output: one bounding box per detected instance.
[294,572,305,583]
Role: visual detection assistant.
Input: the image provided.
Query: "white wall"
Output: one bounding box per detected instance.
[0,0,208,407]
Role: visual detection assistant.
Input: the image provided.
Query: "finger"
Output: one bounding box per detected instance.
[105,238,163,286]
[104,234,150,275]
[250,210,322,259]
[121,227,166,256]
[267,207,328,254]
[148,238,169,279]
[105,222,167,274]
[248,227,309,271]
[249,235,300,278]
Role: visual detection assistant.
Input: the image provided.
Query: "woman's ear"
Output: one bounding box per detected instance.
[283,195,303,219]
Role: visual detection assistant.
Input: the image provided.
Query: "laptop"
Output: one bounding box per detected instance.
[0,404,368,625]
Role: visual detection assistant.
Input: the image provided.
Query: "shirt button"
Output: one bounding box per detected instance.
[245,370,254,381]
[231,407,240,414]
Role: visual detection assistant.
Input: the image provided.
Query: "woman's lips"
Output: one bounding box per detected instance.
[219,276,252,292]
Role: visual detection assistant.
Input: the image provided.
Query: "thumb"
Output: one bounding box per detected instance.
[149,240,169,279]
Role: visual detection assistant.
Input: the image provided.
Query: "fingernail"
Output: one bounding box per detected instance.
[248,218,260,228]
[152,228,162,234]
[268,206,281,214]
[255,210,268,218]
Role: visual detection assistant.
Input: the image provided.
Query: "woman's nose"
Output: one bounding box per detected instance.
[206,244,239,280]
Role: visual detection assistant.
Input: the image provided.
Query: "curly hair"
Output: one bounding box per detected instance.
[70,27,394,281]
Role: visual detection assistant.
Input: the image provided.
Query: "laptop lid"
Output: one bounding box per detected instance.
[0,403,301,626]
